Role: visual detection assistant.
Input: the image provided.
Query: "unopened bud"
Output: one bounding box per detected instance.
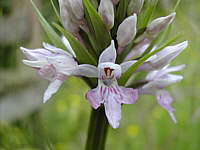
[98,0,114,30]
[138,41,188,71]
[68,0,84,21]
[59,0,80,35]
[127,0,144,16]
[124,38,151,61]
[117,14,137,47]
[112,0,120,5]
[147,12,176,36]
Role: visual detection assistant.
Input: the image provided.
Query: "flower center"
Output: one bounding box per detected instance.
[103,67,114,79]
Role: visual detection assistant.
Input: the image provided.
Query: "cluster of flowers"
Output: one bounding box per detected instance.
[21,0,188,129]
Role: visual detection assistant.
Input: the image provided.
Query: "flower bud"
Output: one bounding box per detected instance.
[59,0,80,35]
[124,38,151,61]
[147,12,176,36]
[68,0,84,21]
[98,0,114,30]
[117,14,137,47]
[112,0,120,5]
[127,0,144,16]
[139,41,188,71]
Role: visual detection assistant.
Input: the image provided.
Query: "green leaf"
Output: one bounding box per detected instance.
[111,0,130,37]
[115,0,130,24]
[89,0,99,9]
[158,0,182,46]
[53,23,97,65]
[83,0,111,54]
[118,35,180,85]
[139,0,158,29]
[30,0,66,50]
[50,0,62,23]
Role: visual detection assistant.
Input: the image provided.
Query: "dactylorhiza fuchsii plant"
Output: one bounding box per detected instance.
[20,0,188,149]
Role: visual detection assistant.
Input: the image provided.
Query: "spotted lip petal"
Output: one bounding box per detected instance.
[86,87,104,109]
[104,93,121,129]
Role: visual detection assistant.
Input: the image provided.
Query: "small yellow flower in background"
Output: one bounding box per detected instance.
[126,124,140,138]
[56,99,68,113]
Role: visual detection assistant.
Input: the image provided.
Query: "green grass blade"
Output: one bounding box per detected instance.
[50,0,62,23]
[83,0,111,54]
[53,23,97,65]
[118,35,180,85]
[139,0,158,29]
[30,0,66,50]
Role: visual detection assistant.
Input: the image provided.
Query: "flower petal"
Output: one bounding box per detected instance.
[42,42,72,57]
[86,87,103,109]
[38,64,56,81]
[20,47,51,60]
[143,41,188,70]
[104,93,121,129]
[61,64,98,77]
[76,64,98,77]
[22,60,46,68]
[156,90,177,123]
[120,60,137,74]
[43,79,65,103]
[99,40,116,64]
[119,86,138,104]
[61,36,76,57]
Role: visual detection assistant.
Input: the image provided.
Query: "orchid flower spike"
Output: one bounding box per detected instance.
[79,40,138,128]
[98,0,115,30]
[139,64,185,123]
[20,38,78,103]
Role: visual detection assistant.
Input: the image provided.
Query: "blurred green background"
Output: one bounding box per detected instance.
[0,0,200,149]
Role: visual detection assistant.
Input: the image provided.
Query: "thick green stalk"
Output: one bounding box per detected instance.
[85,106,109,150]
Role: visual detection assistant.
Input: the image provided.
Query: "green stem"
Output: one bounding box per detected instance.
[85,106,109,150]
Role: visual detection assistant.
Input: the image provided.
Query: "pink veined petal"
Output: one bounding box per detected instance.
[99,40,117,64]
[156,90,177,123]
[104,93,121,129]
[119,86,138,104]
[86,87,103,109]
[38,64,56,81]
[43,79,65,103]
